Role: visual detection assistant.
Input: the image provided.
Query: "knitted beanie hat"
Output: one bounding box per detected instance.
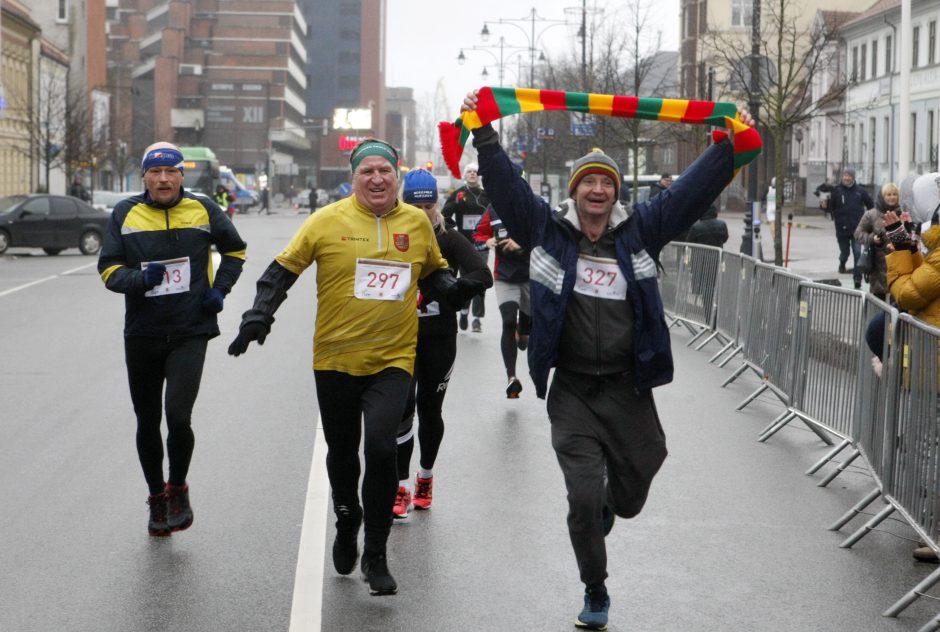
[568,150,621,197]
[402,169,438,204]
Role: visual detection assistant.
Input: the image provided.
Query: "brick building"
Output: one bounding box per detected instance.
[106,0,309,191]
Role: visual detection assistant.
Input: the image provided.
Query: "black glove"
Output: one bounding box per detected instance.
[203,288,225,313]
[142,262,166,289]
[445,277,487,311]
[228,322,269,356]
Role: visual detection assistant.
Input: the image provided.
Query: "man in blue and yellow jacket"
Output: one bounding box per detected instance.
[98,142,246,538]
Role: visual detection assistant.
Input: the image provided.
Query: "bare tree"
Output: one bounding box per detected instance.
[705,0,844,264]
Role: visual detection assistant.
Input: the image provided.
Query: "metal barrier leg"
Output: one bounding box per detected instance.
[716,346,743,368]
[915,613,940,632]
[759,410,793,436]
[806,438,851,475]
[840,503,895,549]
[681,321,700,337]
[708,340,736,364]
[758,411,796,442]
[798,417,835,446]
[685,325,708,347]
[694,330,721,351]
[829,487,882,531]
[721,362,750,388]
[817,448,861,487]
[884,566,940,618]
[736,383,769,411]
[689,329,715,348]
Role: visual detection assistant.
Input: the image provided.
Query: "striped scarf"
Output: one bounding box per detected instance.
[438,86,762,179]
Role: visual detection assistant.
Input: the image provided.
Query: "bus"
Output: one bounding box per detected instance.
[179,146,220,195]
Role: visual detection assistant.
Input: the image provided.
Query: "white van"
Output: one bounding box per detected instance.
[220,167,260,213]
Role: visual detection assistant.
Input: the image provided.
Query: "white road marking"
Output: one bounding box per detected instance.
[289,419,329,632]
[0,261,100,297]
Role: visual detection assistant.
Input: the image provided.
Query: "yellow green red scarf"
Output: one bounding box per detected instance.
[438,86,762,179]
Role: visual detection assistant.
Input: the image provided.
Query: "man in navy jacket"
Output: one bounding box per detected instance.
[460,90,753,631]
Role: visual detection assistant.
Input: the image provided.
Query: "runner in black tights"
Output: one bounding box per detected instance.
[474,205,531,398]
[393,169,493,518]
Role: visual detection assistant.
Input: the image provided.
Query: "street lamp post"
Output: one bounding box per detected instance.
[478,8,568,174]
[740,0,762,257]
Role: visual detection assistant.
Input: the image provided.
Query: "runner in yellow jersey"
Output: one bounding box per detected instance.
[228,138,485,596]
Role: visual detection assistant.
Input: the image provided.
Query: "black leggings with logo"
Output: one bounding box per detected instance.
[315,367,412,554]
[125,335,208,496]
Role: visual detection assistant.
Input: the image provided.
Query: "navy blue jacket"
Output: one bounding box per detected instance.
[831,182,874,237]
[475,133,734,397]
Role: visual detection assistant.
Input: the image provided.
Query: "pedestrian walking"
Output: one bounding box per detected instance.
[831,167,874,289]
[392,169,493,519]
[443,162,490,332]
[97,141,247,537]
[69,176,91,202]
[648,173,672,200]
[854,182,899,300]
[459,89,755,631]
[474,205,531,398]
[259,186,270,214]
[227,139,485,596]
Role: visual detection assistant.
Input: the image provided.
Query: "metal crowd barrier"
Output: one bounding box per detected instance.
[662,244,940,626]
[669,243,722,347]
[659,243,682,318]
[708,251,744,364]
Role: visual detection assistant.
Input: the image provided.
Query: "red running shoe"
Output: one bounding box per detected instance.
[165,482,193,532]
[147,492,170,537]
[413,475,433,510]
[392,486,411,519]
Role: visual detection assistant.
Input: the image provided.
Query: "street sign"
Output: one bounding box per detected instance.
[570,112,595,137]
[536,127,555,139]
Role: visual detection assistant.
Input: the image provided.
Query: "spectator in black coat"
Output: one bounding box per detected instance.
[831,167,874,288]
[686,204,729,247]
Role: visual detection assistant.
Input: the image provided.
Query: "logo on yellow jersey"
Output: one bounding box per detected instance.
[394,233,410,252]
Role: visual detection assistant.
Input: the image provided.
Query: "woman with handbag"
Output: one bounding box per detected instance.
[855,182,900,300]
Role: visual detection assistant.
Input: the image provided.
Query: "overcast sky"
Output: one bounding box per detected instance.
[385,0,681,119]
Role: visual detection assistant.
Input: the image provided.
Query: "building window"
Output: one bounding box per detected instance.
[872,40,878,77]
[913,26,920,67]
[912,112,917,163]
[731,0,751,27]
[886,35,893,73]
[852,46,858,82]
[930,111,937,164]
[930,21,937,65]
[883,117,890,162]
[860,43,867,81]
[57,0,68,21]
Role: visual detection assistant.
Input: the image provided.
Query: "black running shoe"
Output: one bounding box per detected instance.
[333,504,362,575]
[147,492,170,537]
[459,313,469,331]
[165,483,193,532]
[506,377,523,399]
[361,551,398,595]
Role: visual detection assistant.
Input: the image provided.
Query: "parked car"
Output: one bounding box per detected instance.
[0,194,111,255]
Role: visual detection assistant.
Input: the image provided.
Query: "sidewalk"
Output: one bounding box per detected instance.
[721,208,862,284]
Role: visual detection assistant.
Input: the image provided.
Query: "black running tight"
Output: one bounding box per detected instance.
[396,334,457,480]
[499,301,531,378]
[315,367,412,553]
[125,335,208,495]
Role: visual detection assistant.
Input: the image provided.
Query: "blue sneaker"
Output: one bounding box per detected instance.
[575,588,610,630]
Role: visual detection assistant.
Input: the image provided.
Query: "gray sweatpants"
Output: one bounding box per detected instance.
[547,368,668,586]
